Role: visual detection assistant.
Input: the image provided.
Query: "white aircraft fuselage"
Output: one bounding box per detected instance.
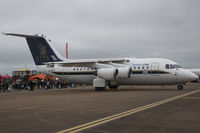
[37,58,197,85]
[187,68,200,83]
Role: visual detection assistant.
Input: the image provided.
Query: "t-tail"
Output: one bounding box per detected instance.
[3,33,65,65]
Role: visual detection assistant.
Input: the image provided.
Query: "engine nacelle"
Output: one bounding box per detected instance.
[97,68,118,80]
[117,67,132,79]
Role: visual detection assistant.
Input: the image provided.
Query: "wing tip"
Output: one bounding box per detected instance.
[2,32,8,36]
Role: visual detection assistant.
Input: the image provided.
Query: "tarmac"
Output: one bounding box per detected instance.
[0,84,200,133]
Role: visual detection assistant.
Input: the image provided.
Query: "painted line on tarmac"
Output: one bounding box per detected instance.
[183,97,200,100]
[57,89,200,133]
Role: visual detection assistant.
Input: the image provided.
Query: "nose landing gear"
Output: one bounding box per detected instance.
[177,85,183,90]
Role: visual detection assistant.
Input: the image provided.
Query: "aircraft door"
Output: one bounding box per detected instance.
[151,63,159,75]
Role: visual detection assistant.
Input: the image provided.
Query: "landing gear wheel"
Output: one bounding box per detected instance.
[177,85,183,90]
[95,87,105,91]
[109,86,118,89]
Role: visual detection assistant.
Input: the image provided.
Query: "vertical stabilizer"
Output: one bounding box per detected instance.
[3,33,65,65]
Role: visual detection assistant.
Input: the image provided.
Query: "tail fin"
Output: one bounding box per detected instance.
[3,33,64,65]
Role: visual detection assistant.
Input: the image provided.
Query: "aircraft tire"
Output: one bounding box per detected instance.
[177,85,183,90]
[109,86,118,89]
[95,87,105,91]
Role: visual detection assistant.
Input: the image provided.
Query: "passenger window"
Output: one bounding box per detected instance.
[138,67,140,69]
[134,67,136,69]
[73,68,75,71]
[142,67,144,69]
[166,64,169,69]
[146,66,149,69]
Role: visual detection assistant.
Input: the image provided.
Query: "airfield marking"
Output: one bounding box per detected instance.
[57,89,200,133]
[183,97,200,100]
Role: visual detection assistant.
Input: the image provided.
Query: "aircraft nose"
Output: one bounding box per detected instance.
[178,69,199,82]
[189,73,199,81]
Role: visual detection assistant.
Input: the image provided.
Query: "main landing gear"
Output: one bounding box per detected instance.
[108,85,119,89]
[95,87,105,91]
[177,85,183,90]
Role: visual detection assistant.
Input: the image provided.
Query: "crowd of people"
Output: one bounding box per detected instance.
[0,75,76,93]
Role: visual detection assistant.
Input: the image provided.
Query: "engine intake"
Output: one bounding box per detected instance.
[117,67,132,79]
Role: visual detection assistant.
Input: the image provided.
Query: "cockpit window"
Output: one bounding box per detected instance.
[166,64,169,69]
[174,64,182,68]
[166,64,182,69]
[170,64,175,69]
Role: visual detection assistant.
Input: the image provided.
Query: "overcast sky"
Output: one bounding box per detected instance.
[0,0,200,75]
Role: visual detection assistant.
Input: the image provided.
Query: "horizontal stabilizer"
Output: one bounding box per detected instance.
[2,33,43,38]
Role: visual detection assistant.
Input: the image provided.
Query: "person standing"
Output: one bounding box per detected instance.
[47,80,50,89]
[1,81,5,93]
[0,82,2,93]
[37,79,41,90]
[8,84,12,93]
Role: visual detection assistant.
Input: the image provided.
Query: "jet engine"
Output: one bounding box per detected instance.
[117,67,132,79]
[97,68,118,80]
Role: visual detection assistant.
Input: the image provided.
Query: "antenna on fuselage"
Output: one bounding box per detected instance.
[66,42,69,59]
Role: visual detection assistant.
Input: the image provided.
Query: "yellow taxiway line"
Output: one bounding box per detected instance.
[183,97,200,100]
[57,89,200,133]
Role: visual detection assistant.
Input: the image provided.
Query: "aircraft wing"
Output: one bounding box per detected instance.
[50,58,126,68]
